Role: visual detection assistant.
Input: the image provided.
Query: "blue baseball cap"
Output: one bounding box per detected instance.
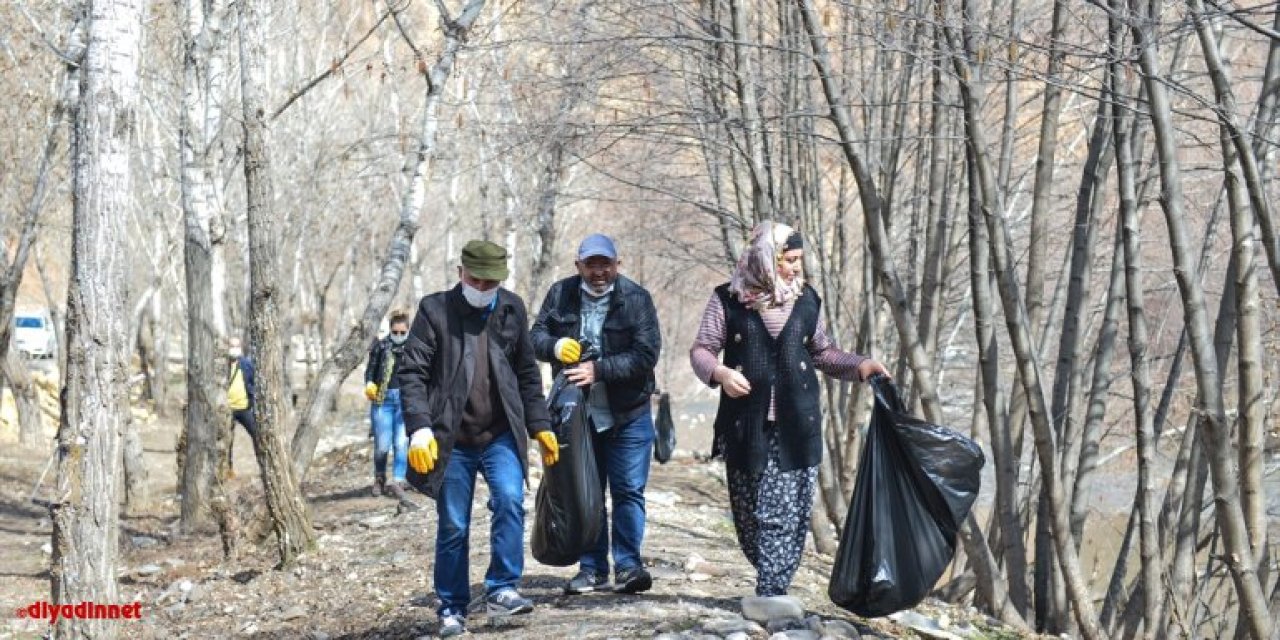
[577,234,617,261]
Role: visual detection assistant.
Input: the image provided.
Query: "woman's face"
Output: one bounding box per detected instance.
[777,248,804,283]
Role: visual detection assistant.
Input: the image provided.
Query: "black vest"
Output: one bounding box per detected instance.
[712,283,823,473]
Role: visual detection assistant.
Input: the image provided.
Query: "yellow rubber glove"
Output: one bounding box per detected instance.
[535,431,560,467]
[554,338,582,365]
[408,429,438,474]
[364,382,379,402]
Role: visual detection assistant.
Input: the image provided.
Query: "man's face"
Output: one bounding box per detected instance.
[389,322,409,337]
[458,266,501,291]
[575,255,619,293]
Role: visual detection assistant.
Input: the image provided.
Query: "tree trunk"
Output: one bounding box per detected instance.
[4,349,44,447]
[290,0,488,480]
[965,150,1029,617]
[1187,0,1270,568]
[179,0,230,534]
[794,2,1024,630]
[238,0,316,568]
[1130,2,1272,635]
[49,2,145,637]
[1115,49,1164,634]
[945,12,1101,636]
[122,417,148,515]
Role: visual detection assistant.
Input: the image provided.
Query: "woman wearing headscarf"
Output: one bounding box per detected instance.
[689,220,889,600]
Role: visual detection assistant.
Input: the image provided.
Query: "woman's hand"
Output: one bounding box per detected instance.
[715,365,753,398]
[857,359,891,382]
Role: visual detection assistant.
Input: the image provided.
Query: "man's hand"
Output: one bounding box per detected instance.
[535,431,560,466]
[565,361,596,387]
[714,366,752,398]
[364,382,379,402]
[554,338,582,364]
[407,429,438,474]
[857,359,891,382]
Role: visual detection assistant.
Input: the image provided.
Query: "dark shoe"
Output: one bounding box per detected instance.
[565,569,609,595]
[438,610,466,637]
[614,566,653,594]
[485,588,534,616]
[371,475,385,497]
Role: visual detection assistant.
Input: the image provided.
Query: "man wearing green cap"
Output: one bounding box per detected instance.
[398,239,560,637]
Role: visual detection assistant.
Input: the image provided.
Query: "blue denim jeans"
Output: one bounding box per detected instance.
[580,411,655,576]
[371,388,407,482]
[434,430,525,615]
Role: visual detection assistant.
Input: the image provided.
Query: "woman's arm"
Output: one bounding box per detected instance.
[689,293,728,386]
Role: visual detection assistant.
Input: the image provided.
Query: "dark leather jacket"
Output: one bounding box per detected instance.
[530,274,662,426]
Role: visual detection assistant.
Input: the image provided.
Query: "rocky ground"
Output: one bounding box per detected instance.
[0,414,1036,640]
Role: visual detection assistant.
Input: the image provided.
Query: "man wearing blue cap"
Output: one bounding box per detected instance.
[531,233,662,595]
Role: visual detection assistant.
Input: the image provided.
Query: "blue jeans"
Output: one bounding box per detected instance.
[435,431,525,615]
[580,411,655,576]
[371,388,407,482]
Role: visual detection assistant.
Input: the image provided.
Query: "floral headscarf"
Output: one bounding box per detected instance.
[729,221,805,311]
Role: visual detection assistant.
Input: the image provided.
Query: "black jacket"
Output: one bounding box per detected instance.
[530,274,662,426]
[398,285,551,498]
[364,337,404,392]
[712,282,823,472]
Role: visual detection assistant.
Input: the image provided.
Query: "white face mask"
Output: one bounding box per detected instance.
[389,333,408,346]
[581,281,615,297]
[462,283,498,308]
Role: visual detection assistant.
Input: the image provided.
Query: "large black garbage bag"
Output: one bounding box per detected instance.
[829,375,985,617]
[531,371,605,566]
[653,392,676,464]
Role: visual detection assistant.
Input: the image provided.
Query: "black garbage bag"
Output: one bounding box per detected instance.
[531,367,605,566]
[653,392,676,464]
[828,375,985,618]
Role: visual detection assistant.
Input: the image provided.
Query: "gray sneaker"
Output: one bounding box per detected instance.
[438,611,465,637]
[565,569,609,595]
[485,588,534,616]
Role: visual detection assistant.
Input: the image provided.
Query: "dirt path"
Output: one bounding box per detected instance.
[1,408,1032,640]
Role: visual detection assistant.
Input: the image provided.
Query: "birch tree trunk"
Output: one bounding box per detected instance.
[238,0,316,567]
[1129,2,1272,635]
[179,0,230,533]
[290,0,488,480]
[49,1,145,637]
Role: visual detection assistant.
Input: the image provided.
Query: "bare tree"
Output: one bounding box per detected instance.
[1129,0,1272,635]
[237,0,315,566]
[48,1,145,638]
[290,0,488,480]
[178,0,231,533]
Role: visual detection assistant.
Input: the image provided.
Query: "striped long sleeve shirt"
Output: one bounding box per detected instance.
[688,292,867,420]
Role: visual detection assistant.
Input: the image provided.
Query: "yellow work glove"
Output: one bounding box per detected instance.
[553,338,582,365]
[364,382,379,402]
[408,429,438,474]
[535,431,560,467]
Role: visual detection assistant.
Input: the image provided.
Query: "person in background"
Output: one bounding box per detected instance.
[398,240,560,638]
[530,233,662,596]
[224,336,256,477]
[688,220,889,601]
[364,310,412,499]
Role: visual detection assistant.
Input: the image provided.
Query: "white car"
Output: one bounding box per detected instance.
[13,311,57,359]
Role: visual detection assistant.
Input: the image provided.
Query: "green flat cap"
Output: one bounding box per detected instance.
[460,240,509,281]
